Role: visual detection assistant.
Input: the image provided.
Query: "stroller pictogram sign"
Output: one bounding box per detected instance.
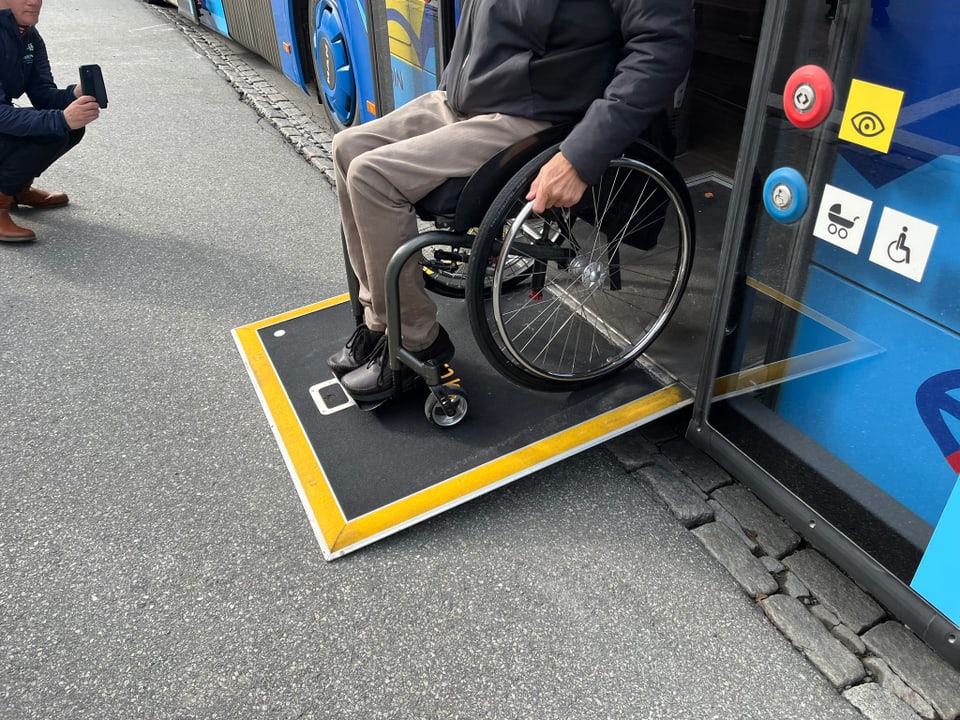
[813,184,874,254]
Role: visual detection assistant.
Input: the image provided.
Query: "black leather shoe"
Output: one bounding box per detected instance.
[327,325,385,375]
[340,326,455,402]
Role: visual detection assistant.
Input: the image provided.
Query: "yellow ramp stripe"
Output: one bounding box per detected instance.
[332,383,690,552]
[233,295,351,551]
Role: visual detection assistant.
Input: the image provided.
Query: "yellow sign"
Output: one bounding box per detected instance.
[839,79,905,154]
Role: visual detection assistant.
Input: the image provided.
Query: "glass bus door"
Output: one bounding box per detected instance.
[690,0,960,668]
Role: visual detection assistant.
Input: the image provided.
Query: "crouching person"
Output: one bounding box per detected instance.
[0,0,100,243]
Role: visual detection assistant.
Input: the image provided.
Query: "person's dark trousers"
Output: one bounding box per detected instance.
[0,128,85,196]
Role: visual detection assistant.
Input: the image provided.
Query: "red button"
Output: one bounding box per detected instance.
[783,65,834,129]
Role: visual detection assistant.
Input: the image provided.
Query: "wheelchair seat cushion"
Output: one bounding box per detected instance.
[415,177,470,223]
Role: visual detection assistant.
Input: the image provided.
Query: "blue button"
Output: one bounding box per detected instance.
[763,167,810,224]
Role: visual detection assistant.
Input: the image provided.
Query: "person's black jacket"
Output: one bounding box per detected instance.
[440,0,695,184]
[0,9,76,137]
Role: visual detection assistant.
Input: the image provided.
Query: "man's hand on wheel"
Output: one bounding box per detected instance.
[526,152,587,214]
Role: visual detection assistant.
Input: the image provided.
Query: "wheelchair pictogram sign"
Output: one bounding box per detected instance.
[887,226,911,265]
[868,206,938,282]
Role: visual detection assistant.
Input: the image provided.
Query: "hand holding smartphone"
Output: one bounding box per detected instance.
[79,64,108,108]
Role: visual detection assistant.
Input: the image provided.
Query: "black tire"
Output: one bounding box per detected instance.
[420,244,533,298]
[421,244,473,298]
[465,142,695,391]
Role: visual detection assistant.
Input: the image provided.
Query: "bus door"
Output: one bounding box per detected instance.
[690,0,960,669]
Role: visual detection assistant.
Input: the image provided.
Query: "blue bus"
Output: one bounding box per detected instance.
[175,0,456,130]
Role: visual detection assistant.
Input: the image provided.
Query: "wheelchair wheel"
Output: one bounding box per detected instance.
[420,244,534,298]
[465,142,695,391]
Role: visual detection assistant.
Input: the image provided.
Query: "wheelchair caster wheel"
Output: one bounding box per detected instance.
[425,387,468,427]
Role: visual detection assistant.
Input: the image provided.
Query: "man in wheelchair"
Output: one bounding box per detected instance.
[329,0,695,402]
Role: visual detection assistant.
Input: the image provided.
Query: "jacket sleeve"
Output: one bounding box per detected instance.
[0,82,71,136]
[559,0,694,184]
[25,33,76,113]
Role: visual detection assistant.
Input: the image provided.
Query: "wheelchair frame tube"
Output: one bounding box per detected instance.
[383,231,473,392]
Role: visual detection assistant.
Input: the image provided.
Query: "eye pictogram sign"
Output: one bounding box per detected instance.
[838,79,905,154]
[916,370,960,474]
[867,206,938,282]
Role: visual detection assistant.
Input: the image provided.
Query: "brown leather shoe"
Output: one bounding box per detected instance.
[15,185,69,208]
[340,325,455,402]
[327,324,385,376]
[0,192,36,242]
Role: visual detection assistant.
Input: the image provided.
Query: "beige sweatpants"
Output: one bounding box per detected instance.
[332,90,550,351]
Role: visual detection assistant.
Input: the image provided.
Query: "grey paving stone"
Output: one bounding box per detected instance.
[761,555,786,574]
[604,430,659,472]
[778,570,811,600]
[760,594,866,688]
[833,624,867,657]
[864,656,936,720]
[709,498,759,554]
[844,683,925,720]
[810,603,840,629]
[783,549,885,633]
[660,438,733,493]
[863,622,960,720]
[711,484,801,558]
[637,463,713,528]
[691,522,778,597]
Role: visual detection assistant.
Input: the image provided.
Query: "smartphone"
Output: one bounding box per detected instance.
[79,64,108,108]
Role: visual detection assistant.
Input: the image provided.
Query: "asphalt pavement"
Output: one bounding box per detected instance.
[0,1,918,718]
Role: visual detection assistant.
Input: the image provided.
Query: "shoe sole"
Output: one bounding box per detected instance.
[13,201,69,210]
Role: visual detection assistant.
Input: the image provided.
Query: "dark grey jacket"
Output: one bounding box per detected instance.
[440,0,694,184]
[0,10,75,136]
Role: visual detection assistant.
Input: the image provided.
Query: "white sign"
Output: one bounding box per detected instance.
[867,207,938,282]
[813,184,874,254]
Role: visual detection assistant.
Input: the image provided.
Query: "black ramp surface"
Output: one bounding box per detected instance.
[645,176,731,388]
[258,297,665,519]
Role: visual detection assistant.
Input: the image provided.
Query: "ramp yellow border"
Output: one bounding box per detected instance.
[234,298,692,559]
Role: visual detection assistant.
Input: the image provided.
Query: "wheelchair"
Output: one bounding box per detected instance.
[340,117,696,428]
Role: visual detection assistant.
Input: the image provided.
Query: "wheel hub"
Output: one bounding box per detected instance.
[320,37,336,90]
[569,257,608,291]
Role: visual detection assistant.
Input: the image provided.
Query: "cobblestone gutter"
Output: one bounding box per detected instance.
[149,4,960,718]
[149,3,338,188]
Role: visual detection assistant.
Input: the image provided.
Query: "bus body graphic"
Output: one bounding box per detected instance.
[917,370,960,474]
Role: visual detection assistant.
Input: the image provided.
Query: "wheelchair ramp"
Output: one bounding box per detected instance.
[232,176,728,559]
[232,296,686,559]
